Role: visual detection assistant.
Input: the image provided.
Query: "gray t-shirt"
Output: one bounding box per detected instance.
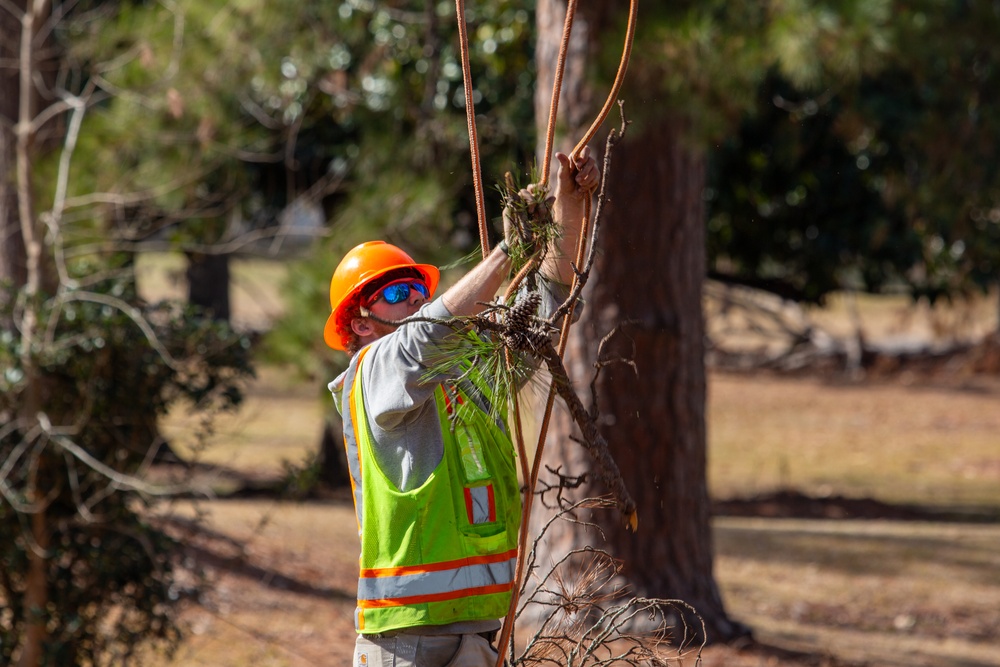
[329,280,571,492]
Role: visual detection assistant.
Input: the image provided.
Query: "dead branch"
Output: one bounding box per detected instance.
[509,492,706,666]
[588,319,640,421]
[533,340,637,527]
[534,466,596,512]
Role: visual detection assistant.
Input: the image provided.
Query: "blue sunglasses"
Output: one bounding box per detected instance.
[365,279,430,307]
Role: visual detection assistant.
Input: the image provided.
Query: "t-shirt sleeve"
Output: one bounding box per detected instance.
[360,298,464,431]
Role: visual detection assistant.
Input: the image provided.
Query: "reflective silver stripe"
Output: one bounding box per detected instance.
[357,556,516,601]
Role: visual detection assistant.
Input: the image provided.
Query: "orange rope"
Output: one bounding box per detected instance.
[529,196,590,493]
[494,202,590,666]
[507,348,532,485]
[502,254,540,302]
[449,0,637,662]
[540,0,579,185]
[455,0,491,259]
[531,0,637,509]
[571,0,638,160]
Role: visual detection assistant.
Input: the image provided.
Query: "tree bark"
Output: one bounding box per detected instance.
[18,491,50,667]
[1,0,29,290]
[185,251,232,322]
[530,0,746,644]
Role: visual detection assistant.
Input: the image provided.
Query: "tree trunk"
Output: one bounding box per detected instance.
[10,2,57,663]
[530,0,746,644]
[185,251,231,322]
[1,0,28,291]
[19,494,50,667]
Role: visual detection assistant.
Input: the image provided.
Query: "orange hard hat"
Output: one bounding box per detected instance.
[323,241,440,351]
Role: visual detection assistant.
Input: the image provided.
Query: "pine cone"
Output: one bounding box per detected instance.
[501,291,546,353]
[503,291,541,333]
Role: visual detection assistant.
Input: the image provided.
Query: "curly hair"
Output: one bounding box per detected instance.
[336,291,364,355]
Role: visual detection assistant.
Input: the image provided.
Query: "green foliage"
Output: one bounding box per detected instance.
[264,0,537,372]
[424,326,531,427]
[876,1,1000,301]
[707,1,1000,304]
[0,276,254,666]
[706,70,922,302]
[316,0,538,255]
[611,0,893,141]
[47,0,356,252]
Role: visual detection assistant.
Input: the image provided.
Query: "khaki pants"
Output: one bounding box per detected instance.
[353,632,498,667]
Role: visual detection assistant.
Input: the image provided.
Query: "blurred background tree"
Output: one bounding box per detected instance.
[2,2,255,665]
[707,1,1000,313]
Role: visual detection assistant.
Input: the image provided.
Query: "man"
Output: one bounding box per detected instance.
[325,149,599,667]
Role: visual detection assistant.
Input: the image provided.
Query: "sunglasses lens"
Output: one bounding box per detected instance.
[367,279,429,308]
[381,282,410,304]
[376,280,428,306]
[411,281,430,298]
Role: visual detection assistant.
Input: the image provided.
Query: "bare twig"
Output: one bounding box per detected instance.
[39,417,206,498]
[48,290,181,369]
[508,489,706,666]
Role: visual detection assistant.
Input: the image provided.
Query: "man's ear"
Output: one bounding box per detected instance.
[351,316,374,338]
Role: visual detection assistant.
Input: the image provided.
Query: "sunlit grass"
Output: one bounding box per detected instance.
[708,372,1000,509]
[160,365,324,473]
[714,518,1000,665]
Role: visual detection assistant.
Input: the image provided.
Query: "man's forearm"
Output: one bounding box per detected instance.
[441,245,512,316]
[542,197,587,285]
[540,149,597,285]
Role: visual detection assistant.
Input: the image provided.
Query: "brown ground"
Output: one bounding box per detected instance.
[149,482,1000,664]
[145,341,1000,667]
[154,496,857,667]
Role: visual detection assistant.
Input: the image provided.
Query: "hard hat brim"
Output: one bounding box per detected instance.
[324,262,440,351]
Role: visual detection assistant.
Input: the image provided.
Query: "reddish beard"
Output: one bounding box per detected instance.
[367,318,399,340]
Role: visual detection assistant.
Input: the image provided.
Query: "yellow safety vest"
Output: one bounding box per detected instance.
[345,346,521,633]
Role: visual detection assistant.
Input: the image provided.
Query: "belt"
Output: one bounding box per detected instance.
[364,630,499,645]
